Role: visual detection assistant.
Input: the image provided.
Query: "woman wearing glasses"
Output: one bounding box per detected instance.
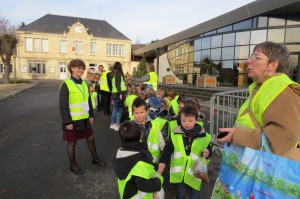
[59,59,106,175]
[212,42,300,198]
[218,41,300,161]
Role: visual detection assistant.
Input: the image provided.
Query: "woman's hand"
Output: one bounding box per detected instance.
[66,124,73,131]
[217,128,235,143]
[119,94,122,100]
[89,117,94,125]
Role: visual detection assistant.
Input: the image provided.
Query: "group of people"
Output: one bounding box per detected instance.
[113,85,212,198]
[59,41,300,199]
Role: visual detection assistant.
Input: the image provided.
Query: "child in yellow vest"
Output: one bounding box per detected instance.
[124,87,139,120]
[132,97,166,163]
[113,121,163,198]
[158,106,212,199]
[89,85,98,111]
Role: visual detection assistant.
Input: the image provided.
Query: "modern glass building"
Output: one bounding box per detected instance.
[133,0,300,86]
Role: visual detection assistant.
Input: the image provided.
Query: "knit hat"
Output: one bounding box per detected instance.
[147,97,161,119]
[146,84,153,90]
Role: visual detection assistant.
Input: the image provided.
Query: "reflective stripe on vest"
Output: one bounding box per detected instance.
[170,132,211,190]
[64,79,89,121]
[100,71,110,92]
[147,121,162,163]
[118,161,163,199]
[125,94,138,119]
[145,72,158,90]
[112,74,126,93]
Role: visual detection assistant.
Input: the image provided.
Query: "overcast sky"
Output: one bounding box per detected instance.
[1,0,255,44]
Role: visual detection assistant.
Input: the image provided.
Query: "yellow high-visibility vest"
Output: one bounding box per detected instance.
[63,79,89,121]
[145,72,158,90]
[118,161,163,199]
[112,74,126,93]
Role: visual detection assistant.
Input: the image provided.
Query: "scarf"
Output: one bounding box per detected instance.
[180,123,203,138]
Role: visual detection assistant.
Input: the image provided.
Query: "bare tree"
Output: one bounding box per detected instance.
[0,16,18,84]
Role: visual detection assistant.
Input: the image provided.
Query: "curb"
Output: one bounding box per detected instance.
[0,82,39,103]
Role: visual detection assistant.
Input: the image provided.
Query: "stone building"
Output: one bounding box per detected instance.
[2,14,132,80]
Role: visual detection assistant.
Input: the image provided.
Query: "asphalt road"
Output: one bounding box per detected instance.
[0,80,221,199]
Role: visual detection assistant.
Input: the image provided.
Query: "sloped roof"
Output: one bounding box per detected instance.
[133,0,300,57]
[19,14,130,41]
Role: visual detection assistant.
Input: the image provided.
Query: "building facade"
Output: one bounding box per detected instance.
[1,14,132,80]
[133,0,300,86]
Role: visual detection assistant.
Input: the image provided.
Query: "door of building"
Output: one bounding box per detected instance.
[59,63,67,80]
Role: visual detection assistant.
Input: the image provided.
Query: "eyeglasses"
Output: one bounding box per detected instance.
[74,66,86,70]
[248,54,269,62]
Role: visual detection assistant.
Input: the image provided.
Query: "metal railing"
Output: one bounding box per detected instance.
[209,89,249,156]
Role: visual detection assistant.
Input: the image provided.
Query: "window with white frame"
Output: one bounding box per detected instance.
[29,62,46,74]
[25,38,33,51]
[106,43,112,55]
[90,42,96,55]
[42,39,48,52]
[26,38,48,52]
[60,40,67,53]
[106,43,125,56]
[113,44,118,56]
[119,45,125,56]
[75,41,82,54]
[33,38,41,52]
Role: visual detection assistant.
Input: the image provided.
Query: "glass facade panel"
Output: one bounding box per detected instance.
[236,31,250,45]
[194,51,201,62]
[194,39,201,51]
[217,25,232,33]
[202,37,211,49]
[220,60,234,86]
[233,19,252,30]
[235,46,249,59]
[269,16,285,26]
[258,16,268,27]
[250,30,267,44]
[166,14,300,86]
[234,60,249,87]
[287,15,300,25]
[204,30,216,36]
[289,55,298,70]
[285,28,300,42]
[267,29,285,43]
[201,49,210,61]
[250,45,255,54]
[222,33,235,47]
[211,35,222,48]
[252,17,258,28]
[211,48,221,60]
[222,47,234,60]
[286,45,300,52]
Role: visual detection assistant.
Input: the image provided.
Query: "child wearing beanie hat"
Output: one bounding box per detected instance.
[147,97,162,119]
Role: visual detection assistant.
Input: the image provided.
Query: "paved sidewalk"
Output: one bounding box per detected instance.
[0,82,38,103]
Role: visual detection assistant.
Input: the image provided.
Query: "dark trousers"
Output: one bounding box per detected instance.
[100,90,111,114]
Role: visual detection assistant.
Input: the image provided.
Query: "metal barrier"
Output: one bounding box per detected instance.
[209,89,249,156]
